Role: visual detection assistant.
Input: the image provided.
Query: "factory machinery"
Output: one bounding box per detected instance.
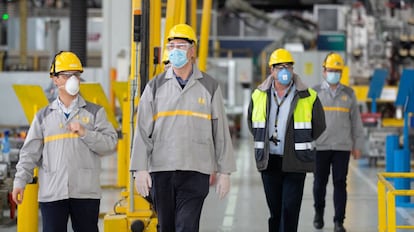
[0,0,414,231]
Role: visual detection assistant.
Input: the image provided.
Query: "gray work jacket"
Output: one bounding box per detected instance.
[13,96,118,202]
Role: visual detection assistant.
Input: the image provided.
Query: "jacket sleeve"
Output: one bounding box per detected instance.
[81,108,118,156]
[13,115,44,189]
[349,92,365,150]
[312,96,326,140]
[130,84,155,171]
[211,85,236,174]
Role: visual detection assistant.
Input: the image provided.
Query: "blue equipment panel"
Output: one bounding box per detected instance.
[395,69,414,112]
[367,69,387,99]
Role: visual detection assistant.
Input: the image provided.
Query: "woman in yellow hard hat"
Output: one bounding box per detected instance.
[312,52,364,232]
[247,48,326,232]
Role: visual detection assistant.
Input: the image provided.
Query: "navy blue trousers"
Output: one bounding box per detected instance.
[150,171,209,232]
[261,155,306,232]
[39,198,100,232]
[313,150,350,223]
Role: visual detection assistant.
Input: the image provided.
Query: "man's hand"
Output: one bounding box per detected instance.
[216,173,230,199]
[67,122,85,137]
[352,149,361,160]
[12,188,24,205]
[135,171,152,197]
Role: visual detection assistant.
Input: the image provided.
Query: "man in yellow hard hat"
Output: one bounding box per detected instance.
[12,51,118,232]
[247,48,326,232]
[130,24,236,232]
[312,52,364,232]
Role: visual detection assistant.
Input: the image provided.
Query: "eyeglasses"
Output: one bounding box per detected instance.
[58,72,81,79]
[325,69,342,73]
[166,43,193,51]
[273,64,292,71]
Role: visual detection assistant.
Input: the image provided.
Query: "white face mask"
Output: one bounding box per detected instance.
[64,75,80,95]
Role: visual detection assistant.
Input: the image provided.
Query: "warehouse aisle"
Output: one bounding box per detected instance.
[3,137,413,232]
[199,138,381,232]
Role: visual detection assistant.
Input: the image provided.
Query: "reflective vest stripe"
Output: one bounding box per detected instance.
[295,142,313,150]
[294,122,312,129]
[253,121,266,128]
[255,141,265,149]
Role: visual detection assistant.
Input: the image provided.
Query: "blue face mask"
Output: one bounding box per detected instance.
[277,68,292,85]
[326,72,341,84]
[168,49,188,68]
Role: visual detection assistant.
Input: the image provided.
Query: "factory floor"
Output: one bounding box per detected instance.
[2,137,414,232]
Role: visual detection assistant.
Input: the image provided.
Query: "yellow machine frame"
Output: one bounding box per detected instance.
[377,172,414,232]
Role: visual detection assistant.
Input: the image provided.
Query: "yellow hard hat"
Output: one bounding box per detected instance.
[49,51,83,77]
[323,52,344,70]
[167,24,197,45]
[162,49,169,64]
[268,48,295,67]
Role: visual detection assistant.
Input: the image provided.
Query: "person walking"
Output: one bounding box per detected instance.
[12,51,118,232]
[312,52,365,232]
[247,48,326,232]
[130,23,236,232]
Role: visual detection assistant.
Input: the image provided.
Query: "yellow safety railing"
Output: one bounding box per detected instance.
[377,172,414,232]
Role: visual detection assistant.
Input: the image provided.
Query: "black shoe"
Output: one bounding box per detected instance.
[334,221,346,232]
[313,212,324,229]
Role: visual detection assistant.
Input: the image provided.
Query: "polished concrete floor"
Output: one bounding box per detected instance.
[2,137,414,231]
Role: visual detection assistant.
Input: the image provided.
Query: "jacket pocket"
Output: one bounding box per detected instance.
[295,149,316,162]
[77,168,100,195]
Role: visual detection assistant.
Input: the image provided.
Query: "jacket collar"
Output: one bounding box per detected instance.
[50,95,87,110]
[165,64,203,80]
[321,80,344,91]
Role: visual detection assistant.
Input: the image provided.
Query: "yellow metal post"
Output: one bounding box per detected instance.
[19,0,28,67]
[0,51,5,71]
[164,0,177,47]
[189,0,197,31]
[377,180,386,232]
[17,169,38,232]
[173,0,182,24]
[128,0,141,205]
[112,81,128,188]
[110,68,117,113]
[387,191,396,232]
[179,0,186,24]
[198,0,212,72]
[150,0,162,77]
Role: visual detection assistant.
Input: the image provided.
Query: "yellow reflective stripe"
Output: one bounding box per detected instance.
[153,110,211,121]
[323,106,350,113]
[44,133,79,143]
[294,122,311,129]
[252,121,266,128]
[254,141,265,149]
[295,142,313,150]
